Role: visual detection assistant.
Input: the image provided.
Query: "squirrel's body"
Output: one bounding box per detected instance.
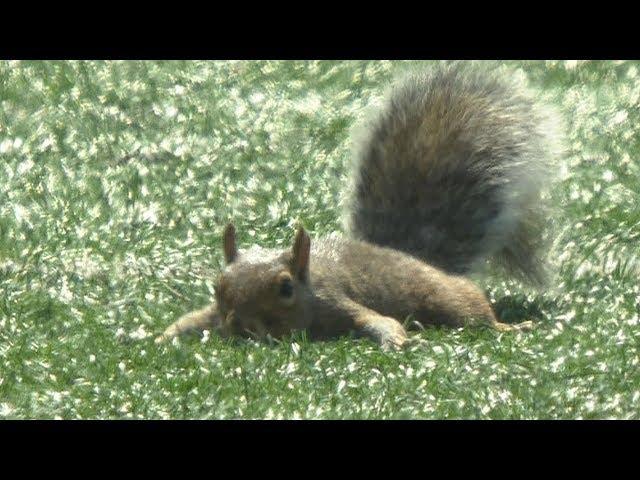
[305,236,498,338]
[158,235,509,348]
[156,62,562,348]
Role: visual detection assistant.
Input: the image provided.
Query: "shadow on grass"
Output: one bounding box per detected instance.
[492,294,557,325]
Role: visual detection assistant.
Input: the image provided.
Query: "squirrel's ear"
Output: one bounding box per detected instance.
[292,226,311,282]
[223,223,238,264]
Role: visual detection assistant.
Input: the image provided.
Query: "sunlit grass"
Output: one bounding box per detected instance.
[1,60,639,419]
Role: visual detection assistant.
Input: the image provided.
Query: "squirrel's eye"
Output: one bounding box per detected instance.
[279,278,294,298]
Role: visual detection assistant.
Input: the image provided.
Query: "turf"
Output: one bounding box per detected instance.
[0,60,638,419]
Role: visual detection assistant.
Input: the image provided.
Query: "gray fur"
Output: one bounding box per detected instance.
[345,62,564,286]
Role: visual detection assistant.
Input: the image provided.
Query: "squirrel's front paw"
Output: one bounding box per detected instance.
[154,333,171,344]
[154,323,180,344]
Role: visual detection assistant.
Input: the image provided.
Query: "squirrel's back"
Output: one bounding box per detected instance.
[345,62,564,286]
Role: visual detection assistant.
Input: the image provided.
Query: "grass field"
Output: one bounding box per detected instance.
[1,60,639,419]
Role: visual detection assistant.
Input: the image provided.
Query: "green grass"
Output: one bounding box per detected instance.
[1,60,639,419]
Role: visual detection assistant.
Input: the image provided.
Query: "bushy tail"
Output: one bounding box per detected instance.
[345,62,564,286]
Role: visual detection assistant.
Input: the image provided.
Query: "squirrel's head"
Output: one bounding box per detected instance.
[213,224,312,340]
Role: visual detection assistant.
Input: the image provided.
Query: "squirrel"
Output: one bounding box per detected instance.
[155,62,563,349]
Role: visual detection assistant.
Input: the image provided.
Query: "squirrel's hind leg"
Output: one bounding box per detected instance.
[491,320,534,332]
